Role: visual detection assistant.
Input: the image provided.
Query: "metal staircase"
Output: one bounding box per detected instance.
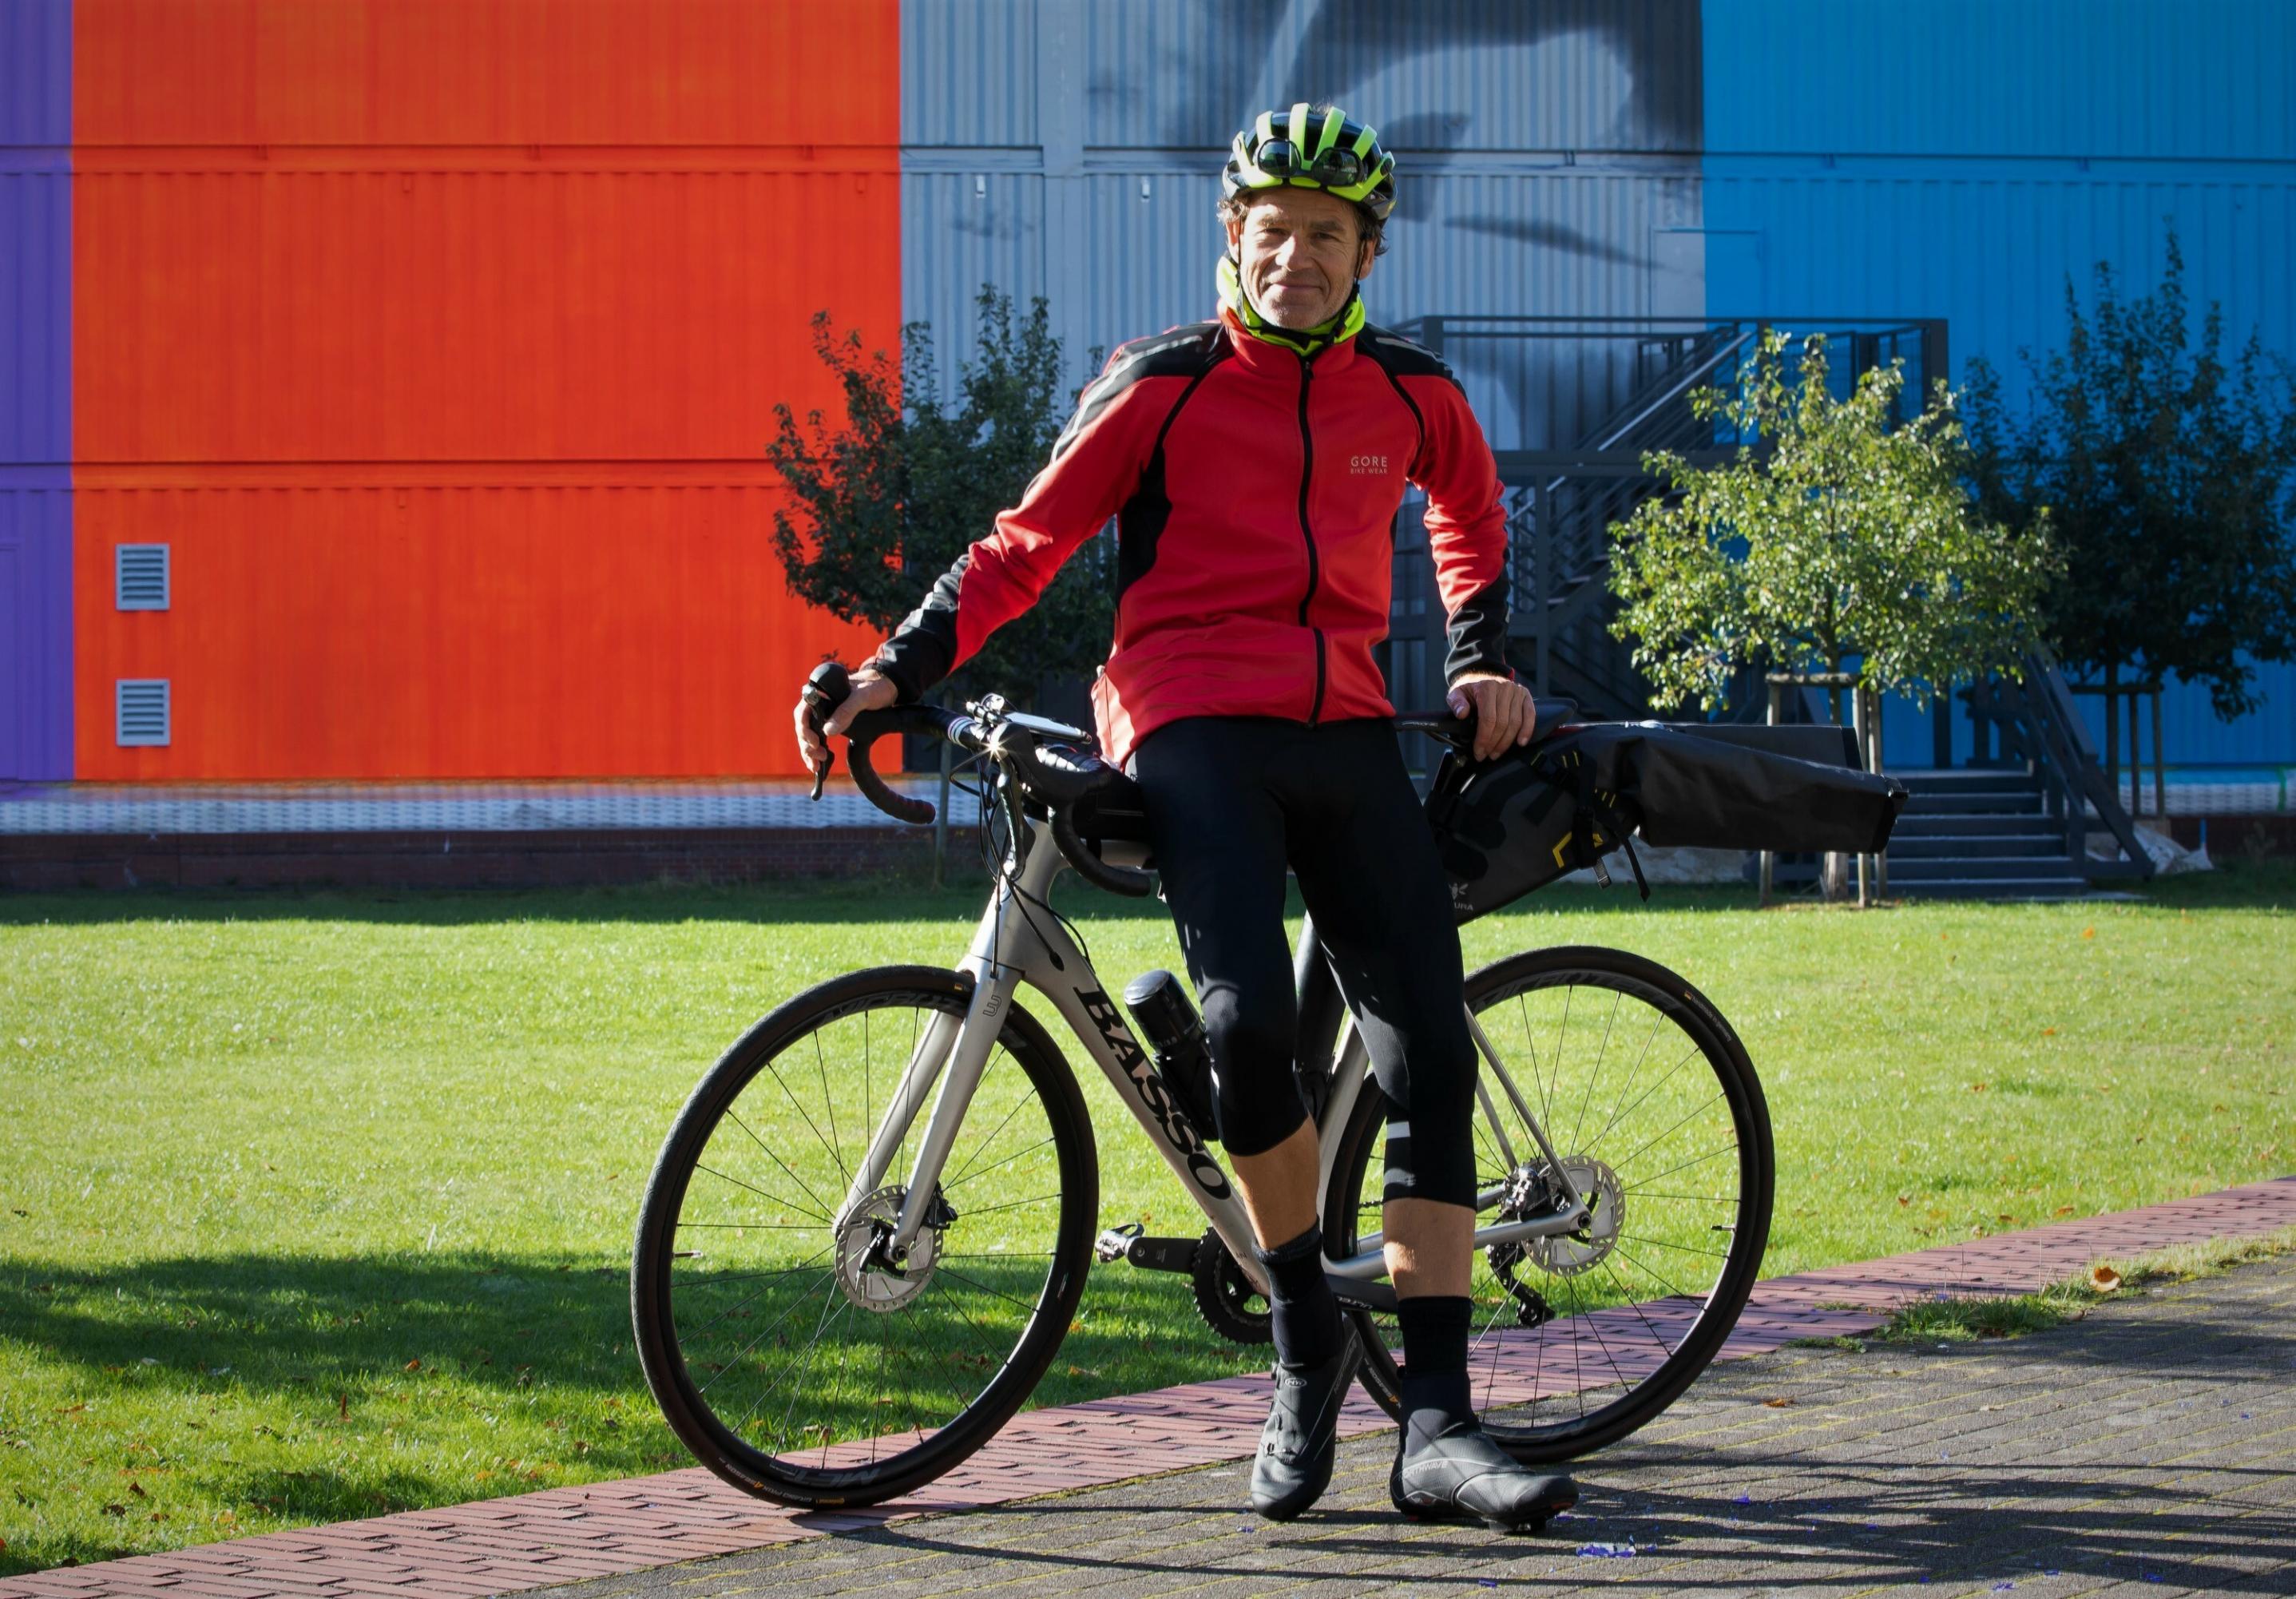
[1884,770,2092,899]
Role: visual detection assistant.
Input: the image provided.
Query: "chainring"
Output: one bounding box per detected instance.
[1189,1228,1273,1345]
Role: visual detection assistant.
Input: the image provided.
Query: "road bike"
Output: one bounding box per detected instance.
[631,676,1775,1507]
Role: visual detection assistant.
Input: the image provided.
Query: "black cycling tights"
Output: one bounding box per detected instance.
[1129,716,1477,1210]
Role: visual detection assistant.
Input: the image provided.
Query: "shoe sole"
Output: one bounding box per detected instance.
[1391,1488,1577,1534]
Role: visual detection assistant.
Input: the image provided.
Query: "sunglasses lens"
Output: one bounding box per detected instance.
[1258,140,1297,175]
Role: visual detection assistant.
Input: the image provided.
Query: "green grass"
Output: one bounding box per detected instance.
[3,859,2293,1572]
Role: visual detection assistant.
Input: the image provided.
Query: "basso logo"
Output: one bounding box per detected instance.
[1077,987,1231,1200]
[1349,453,1390,475]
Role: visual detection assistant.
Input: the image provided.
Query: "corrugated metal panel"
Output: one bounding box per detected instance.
[900,172,1050,399]
[74,164,902,462]
[0,478,75,779]
[0,171,71,467]
[72,482,878,780]
[1084,0,1702,154]
[902,0,1037,148]
[1704,0,2293,161]
[2,0,69,147]
[76,0,900,147]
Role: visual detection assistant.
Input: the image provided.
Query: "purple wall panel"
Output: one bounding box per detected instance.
[2,0,72,777]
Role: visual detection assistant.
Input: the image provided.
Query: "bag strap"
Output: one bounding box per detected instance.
[1548,749,1652,902]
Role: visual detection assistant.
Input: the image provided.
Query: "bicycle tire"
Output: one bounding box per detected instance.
[632,965,1098,1507]
[1327,945,1773,1462]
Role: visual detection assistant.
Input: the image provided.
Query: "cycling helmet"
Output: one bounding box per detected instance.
[1223,103,1397,223]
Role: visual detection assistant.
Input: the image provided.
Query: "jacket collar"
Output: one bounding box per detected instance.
[1215,256,1364,371]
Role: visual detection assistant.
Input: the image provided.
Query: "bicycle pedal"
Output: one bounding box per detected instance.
[1093,1223,1144,1264]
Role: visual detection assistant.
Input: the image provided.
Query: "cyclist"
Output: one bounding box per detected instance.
[795,105,1575,1534]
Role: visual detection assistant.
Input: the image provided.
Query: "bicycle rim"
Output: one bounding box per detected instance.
[1331,945,1773,1461]
[632,966,1096,1506]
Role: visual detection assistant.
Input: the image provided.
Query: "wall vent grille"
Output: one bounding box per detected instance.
[116,544,171,609]
[116,680,171,747]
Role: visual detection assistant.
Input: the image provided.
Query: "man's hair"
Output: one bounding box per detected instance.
[1216,188,1390,258]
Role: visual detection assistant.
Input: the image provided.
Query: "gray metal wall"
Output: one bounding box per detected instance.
[901,0,1708,433]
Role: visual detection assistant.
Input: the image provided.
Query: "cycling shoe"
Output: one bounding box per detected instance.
[1250,1338,1358,1521]
[1390,1421,1577,1532]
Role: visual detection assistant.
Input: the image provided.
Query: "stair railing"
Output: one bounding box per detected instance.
[1967,649,2153,881]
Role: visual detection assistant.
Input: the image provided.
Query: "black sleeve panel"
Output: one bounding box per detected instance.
[871,550,969,704]
[1443,577,1513,686]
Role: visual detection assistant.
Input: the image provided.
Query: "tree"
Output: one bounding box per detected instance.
[1607,330,2057,718]
[766,288,1113,703]
[1964,225,2296,775]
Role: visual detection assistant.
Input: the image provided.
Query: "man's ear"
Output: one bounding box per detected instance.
[1354,235,1377,283]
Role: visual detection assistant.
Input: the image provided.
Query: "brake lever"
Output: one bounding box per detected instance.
[801,661,852,802]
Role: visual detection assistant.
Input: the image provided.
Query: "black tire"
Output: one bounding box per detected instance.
[1326,945,1773,1462]
[632,966,1098,1507]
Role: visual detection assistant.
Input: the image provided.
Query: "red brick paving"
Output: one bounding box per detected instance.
[6,1176,2290,1599]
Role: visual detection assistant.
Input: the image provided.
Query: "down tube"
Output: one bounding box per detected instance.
[1030,967,1264,1292]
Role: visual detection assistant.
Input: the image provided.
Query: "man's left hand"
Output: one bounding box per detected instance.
[1447,673,1537,763]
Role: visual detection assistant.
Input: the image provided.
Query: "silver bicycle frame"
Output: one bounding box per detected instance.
[839,816,1592,1295]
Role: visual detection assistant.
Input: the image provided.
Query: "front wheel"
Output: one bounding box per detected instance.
[1327,945,1773,1462]
[631,966,1098,1507]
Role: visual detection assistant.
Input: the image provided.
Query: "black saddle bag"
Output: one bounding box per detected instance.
[1426,722,1910,922]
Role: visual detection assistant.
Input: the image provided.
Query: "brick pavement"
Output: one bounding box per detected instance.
[555,1246,2296,1598]
[3,1177,2291,1599]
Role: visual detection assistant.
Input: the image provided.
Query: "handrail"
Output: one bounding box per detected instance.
[1968,649,2154,880]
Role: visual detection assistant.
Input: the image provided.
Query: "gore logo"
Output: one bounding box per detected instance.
[1350,453,1390,474]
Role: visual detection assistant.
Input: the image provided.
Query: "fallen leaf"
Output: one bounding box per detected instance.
[1896,1195,1911,1206]
[403,1359,422,1372]
[2088,1264,2124,1293]
[1763,1396,1796,1408]
[2081,926,2096,938]
[2054,1206,2076,1216]
[2040,1027,2057,1037]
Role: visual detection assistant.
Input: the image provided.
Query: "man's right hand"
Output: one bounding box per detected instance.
[795,666,899,777]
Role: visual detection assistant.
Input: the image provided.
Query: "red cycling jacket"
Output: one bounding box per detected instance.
[870,303,1510,769]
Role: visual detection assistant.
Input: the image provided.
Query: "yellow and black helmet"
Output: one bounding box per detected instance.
[1222,103,1397,222]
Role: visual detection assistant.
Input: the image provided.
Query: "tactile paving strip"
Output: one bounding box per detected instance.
[3,1176,2291,1599]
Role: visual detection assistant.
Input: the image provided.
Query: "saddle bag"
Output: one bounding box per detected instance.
[1426,721,1910,922]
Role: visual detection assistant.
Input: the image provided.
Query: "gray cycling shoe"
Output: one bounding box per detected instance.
[1390,1421,1577,1533]
[1250,1339,1358,1521]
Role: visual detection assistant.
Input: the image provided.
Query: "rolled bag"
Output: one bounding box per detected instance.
[1426,721,1911,921]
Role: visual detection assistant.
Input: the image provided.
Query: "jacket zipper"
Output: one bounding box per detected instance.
[1296,355,1327,724]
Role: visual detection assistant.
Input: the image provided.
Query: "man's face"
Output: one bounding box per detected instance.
[1226,188,1376,331]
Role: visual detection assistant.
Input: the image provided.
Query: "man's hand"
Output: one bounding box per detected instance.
[794,666,898,776]
[1446,672,1537,763]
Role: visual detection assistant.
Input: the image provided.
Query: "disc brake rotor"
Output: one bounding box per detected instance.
[835,1184,947,1312]
[1525,1157,1625,1278]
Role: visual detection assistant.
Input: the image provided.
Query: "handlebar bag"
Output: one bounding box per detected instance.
[1426,722,1909,921]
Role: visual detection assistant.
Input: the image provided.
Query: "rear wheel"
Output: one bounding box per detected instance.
[1327,945,1772,1461]
[632,966,1097,1506]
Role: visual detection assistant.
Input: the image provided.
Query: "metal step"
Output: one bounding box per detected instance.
[1888,833,2070,859]
[1902,790,2046,815]
[1889,769,2038,794]
[1885,855,2081,881]
[1891,813,2063,839]
[1890,875,2094,900]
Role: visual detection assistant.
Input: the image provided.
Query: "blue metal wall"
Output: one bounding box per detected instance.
[1,0,73,780]
[1704,0,2296,767]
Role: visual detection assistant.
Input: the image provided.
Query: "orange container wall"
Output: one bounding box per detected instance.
[75,479,876,781]
[73,1,901,780]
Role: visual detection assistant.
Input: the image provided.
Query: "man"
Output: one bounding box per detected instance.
[795,105,1575,1533]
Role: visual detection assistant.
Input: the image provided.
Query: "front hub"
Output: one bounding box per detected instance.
[834,1184,946,1312]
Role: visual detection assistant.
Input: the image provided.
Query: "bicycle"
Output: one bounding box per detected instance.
[630,671,1775,1508]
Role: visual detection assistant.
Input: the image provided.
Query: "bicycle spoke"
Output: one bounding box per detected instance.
[692,1160,831,1226]
[1566,987,1624,1157]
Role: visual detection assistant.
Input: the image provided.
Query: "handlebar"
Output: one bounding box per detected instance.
[801,662,1583,897]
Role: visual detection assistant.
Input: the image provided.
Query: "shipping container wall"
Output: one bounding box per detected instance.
[1703,0,2293,161]
[2,0,73,780]
[70,0,901,780]
[1707,2,2296,766]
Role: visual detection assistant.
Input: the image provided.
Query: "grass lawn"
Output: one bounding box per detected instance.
[3,861,2292,1572]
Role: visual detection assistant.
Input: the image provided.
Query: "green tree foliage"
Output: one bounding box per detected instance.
[767,288,1113,700]
[1607,330,2057,712]
[1964,227,2296,722]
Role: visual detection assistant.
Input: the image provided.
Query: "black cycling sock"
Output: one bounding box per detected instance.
[1397,1295,1475,1451]
[1258,1224,1341,1370]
